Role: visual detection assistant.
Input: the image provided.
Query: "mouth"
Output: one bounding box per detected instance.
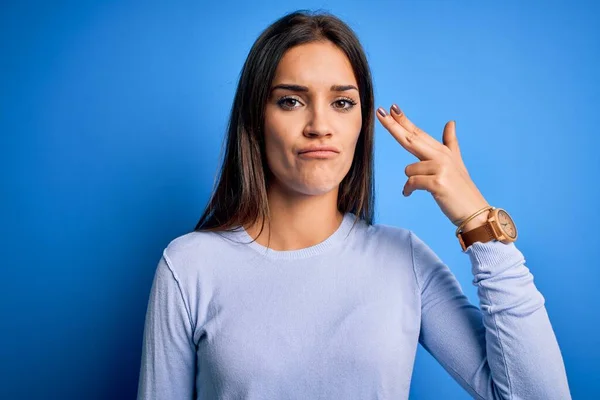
[297,145,340,160]
[297,150,339,159]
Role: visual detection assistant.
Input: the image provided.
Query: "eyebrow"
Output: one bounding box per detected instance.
[270,84,359,93]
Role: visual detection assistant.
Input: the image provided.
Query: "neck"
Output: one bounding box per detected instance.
[244,183,344,251]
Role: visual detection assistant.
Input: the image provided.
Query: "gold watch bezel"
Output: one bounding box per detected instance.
[488,208,518,243]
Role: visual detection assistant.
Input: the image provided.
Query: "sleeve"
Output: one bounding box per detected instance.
[137,252,197,400]
[410,231,571,400]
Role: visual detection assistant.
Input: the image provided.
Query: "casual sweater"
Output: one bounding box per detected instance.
[137,212,571,399]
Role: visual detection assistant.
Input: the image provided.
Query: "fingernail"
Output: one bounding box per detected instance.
[377,107,387,117]
[391,104,402,115]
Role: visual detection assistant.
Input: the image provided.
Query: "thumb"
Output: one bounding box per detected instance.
[443,120,469,175]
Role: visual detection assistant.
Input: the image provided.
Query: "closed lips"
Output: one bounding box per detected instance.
[298,146,340,154]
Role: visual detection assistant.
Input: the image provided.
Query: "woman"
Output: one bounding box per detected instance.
[137,10,571,400]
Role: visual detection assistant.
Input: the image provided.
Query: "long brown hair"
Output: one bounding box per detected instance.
[194,10,375,234]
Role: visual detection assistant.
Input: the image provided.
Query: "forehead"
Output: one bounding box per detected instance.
[273,41,357,86]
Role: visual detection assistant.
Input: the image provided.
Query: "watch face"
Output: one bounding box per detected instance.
[497,209,517,239]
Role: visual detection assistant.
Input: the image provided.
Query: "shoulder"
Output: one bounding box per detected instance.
[160,229,244,276]
[363,220,438,257]
[165,229,224,256]
[363,219,414,249]
[367,223,442,264]
[349,218,416,261]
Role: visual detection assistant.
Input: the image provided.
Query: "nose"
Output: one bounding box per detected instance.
[303,103,333,138]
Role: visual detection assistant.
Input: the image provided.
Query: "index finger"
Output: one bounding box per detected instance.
[389,105,449,154]
[376,107,439,161]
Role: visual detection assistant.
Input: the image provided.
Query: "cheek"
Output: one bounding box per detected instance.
[341,108,362,143]
[263,122,294,174]
[343,132,361,172]
[345,118,362,157]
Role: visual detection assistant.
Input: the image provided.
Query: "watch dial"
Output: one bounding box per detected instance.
[498,210,517,239]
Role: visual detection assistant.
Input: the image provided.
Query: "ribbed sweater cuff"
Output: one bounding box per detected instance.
[466,240,525,275]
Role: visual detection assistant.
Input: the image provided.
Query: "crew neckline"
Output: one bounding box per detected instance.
[230,212,358,260]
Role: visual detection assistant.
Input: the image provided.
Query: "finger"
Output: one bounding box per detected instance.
[403,175,437,197]
[389,104,449,154]
[376,107,439,161]
[404,160,439,177]
[442,120,469,176]
[442,121,459,153]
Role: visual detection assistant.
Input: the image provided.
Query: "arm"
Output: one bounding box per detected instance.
[410,231,571,399]
[137,252,196,400]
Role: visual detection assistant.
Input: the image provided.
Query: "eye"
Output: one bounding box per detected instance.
[333,97,358,111]
[276,95,358,111]
[277,96,303,110]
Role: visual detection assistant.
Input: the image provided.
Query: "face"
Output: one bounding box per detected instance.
[263,40,362,197]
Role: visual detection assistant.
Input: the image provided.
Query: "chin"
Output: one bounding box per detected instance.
[292,179,341,196]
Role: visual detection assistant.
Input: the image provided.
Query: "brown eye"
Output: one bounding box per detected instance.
[277,97,302,110]
[333,98,357,111]
[334,100,350,109]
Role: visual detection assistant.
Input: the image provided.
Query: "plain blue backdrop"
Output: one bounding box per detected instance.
[2,0,599,398]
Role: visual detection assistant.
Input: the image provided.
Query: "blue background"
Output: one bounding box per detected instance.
[2,1,598,398]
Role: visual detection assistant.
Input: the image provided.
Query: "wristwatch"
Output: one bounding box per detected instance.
[457,207,518,251]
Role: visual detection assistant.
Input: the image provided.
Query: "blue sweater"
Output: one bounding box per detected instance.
[137,213,571,399]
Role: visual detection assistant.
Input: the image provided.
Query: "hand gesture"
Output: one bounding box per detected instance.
[376,104,490,228]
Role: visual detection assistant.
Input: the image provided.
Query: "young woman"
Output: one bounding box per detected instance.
[137,10,571,400]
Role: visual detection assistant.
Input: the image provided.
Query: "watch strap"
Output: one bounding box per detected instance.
[460,223,496,250]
